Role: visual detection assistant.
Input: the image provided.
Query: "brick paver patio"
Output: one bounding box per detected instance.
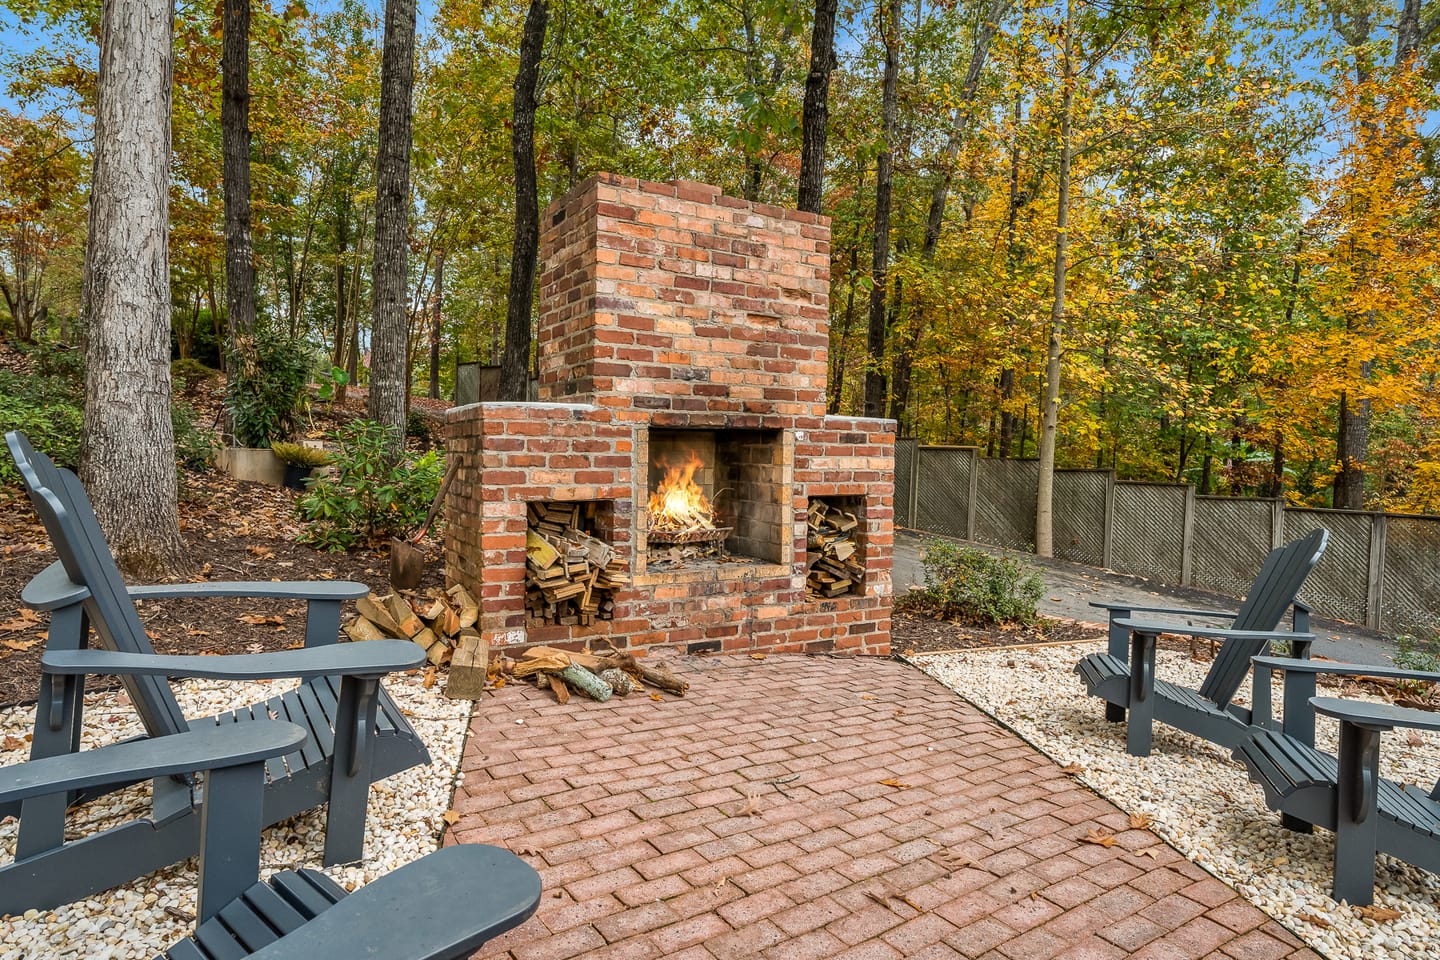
[449,654,1316,960]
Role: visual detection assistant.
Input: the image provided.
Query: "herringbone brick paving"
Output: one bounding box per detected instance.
[450,654,1316,959]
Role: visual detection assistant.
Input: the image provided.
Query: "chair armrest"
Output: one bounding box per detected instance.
[20,561,90,612]
[127,580,369,602]
[1089,601,1237,620]
[1253,656,1440,685]
[1311,696,1440,733]
[41,640,424,682]
[1113,619,1315,644]
[245,845,542,960]
[0,722,306,806]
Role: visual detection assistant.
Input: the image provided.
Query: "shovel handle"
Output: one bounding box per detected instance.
[412,458,460,543]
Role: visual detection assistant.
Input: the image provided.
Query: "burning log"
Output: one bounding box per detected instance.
[806,498,865,599]
[525,502,629,625]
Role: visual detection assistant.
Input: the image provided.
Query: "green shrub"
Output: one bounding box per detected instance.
[225,330,313,447]
[406,409,436,447]
[172,401,219,471]
[905,540,1045,624]
[295,420,443,551]
[171,357,218,396]
[0,369,83,485]
[1394,633,1440,698]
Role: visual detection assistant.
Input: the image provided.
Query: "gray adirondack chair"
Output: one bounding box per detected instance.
[1074,528,1328,757]
[1234,657,1440,906]
[0,720,541,959]
[2,431,430,915]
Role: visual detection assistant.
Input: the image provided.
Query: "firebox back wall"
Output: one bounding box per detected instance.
[446,175,894,656]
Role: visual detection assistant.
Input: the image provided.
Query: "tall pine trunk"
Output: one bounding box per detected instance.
[796,0,837,214]
[221,0,254,359]
[368,0,417,448]
[429,248,444,399]
[863,0,899,419]
[501,0,548,402]
[1035,0,1074,558]
[81,0,186,579]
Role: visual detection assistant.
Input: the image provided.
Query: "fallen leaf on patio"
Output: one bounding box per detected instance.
[649,693,663,701]
[878,778,912,789]
[1135,847,1161,859]
[1128,812,1153,830]
[1355,906,1401,922]
[1083,828,1117,848]
[441,810,460,825]
[1059,763,1084,775]
[1,735,23,751]
[749,653,766,660]
[1298,913,1331,929]
[864,890,893,909]
[861,694,876,701]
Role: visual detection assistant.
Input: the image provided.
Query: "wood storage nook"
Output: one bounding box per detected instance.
[445,175,895,658]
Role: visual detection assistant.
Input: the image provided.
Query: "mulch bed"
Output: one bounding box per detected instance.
[0,473,445,709]
[890,608,1098,655]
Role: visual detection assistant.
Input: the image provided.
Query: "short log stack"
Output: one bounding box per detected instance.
[343,584,479,666]
[806,498,865,598]
[526,502,630,625]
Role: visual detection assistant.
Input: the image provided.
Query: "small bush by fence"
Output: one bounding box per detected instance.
[893,441,1440,636]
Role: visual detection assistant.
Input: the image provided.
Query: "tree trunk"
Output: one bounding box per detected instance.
[1334,390,1369,509]
[863,0,899,419]
[429,247,444,399]
[222,0,255,352]
[500,0,548,402]
[1035,0,1074,559]
[368,0,417,449]
[80,0,186,579]
[796,0,837,214]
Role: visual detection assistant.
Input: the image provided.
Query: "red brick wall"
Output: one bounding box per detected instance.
[448,177,893,659]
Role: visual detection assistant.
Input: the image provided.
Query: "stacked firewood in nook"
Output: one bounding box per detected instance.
[526,501,630,626]
[343,584,479,666]
[807,498,865,598]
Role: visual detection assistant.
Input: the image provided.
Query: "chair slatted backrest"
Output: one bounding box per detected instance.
[6,431,191,737]
[1197,527,1329,709]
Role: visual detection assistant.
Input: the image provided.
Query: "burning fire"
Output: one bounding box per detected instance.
[648,450,716,534]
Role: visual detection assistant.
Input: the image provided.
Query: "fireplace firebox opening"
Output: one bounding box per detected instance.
[644,428,787,568]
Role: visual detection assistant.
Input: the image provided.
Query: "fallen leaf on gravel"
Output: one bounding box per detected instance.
[1355,906,1401,922]
[1407,731,1424,747]
[1059,763,1084,775]
[1128,812,1153,830]
[423,666,437,689]
[1298,913,1331,929]
[879,778,913,789]
[268,709,280,720]
[1083,828,1117,848]
[1,735,23,751]
[1272,856,1289,867]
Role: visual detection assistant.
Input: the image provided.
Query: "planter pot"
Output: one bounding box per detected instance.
[215,447,286,486]
[282,464,314,490]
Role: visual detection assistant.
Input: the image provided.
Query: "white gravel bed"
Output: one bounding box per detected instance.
[913,640,1440,960]
[0,670,471,959]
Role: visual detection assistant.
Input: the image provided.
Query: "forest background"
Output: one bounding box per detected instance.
[1,0,1437,515]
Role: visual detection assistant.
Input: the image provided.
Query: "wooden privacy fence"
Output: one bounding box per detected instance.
[893,441,1440,636]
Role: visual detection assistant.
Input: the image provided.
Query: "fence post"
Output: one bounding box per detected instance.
[1101,472,1116,569]
[1366,513,1387,631]
[1180,486,1196,586]
[965,449,978,540]
[1271,499,1285,549]
[907,442,920,532]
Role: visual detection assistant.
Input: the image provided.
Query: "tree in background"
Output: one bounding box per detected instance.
[796,0,837,214]
[368,0,418,446]
[80,0,186,577]
[221,0,255,357]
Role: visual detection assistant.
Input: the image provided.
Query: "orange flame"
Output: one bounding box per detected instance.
[648,450,716,533]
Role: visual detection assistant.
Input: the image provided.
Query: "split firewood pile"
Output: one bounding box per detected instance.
[526,502,630,625]
[807,498,865,598]
[343,584,478,666]
[463,642,688,705]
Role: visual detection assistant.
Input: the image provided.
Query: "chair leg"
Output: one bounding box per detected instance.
[16,673,84,860]
[323,676,380,865]
[1126,632,1156,757]
[1332,720,1381,906]
[1105,612,1129,723]
[196,761,267,924]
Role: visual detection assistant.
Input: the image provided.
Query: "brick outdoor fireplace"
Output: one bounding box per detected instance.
[445,175,893,656]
